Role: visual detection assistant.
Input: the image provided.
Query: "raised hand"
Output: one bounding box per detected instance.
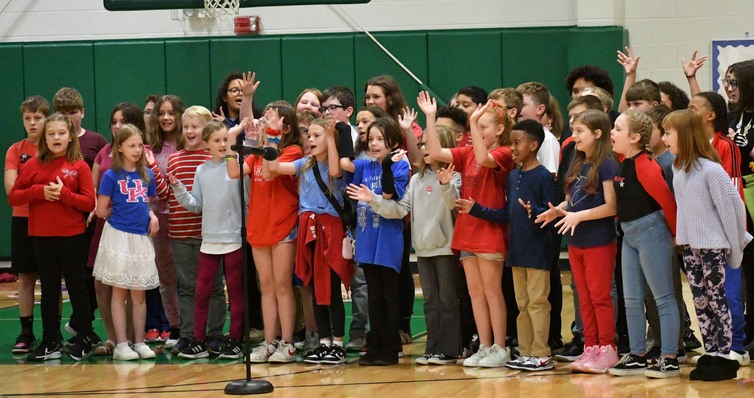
[398,106,418,131]
[682,50,708,78]
[212,107,226,123]
[470,101,491,123]
[389,149,407,163]
[518,198,532,218]
[167,172,179,186]
[617,46,640,74]
[346,183,374,203]
[455,197,475,214]
[324,117,336,138]
[417,91,437,116]
[263,107,284,131]
[241,71,260,97]
[227,117,248,148]
[534,202,565,227]
[437,164,455,185]
[145,148,156,166]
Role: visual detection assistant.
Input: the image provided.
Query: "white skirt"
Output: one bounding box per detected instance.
[93,222,160,290]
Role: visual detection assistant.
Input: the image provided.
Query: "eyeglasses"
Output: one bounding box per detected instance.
[319,104,344,113]
[300,127,309,133]
[723,78,739,90]
[226,87,243,95]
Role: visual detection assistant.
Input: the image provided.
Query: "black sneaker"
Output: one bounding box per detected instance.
[321,345,347,364]
[206,336,223,355]
[27,340,62,361]
[684,329,702,351]
[13,333,37,354]
[645,346,662,364]
[427,354,457,365]
[304,344,330,364]
[548,338,564,354]
[178,340,209,359]
[171,336,192,354]
[555,338,584,362]
[218,339,243,359]
[608,353,647,376]
[66,334,94,361]
[644,356,680,379]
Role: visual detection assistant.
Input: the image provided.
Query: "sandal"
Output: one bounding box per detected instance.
[94,340,115,356]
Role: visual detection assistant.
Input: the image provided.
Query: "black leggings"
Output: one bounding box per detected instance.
[362,264,401,352]
[34,234,93,341]
[312,270,346,338]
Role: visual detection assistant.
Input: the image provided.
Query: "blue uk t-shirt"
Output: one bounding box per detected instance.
[566,159,618,247]
[99,168,157,235]
[350,158,410,271]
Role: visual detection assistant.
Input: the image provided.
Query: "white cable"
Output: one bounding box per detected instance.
[331,5,424,86]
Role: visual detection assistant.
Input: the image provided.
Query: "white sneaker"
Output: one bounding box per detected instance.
[478,344,510,368]
[463,344,489,367]
[269,340,297,363]
[729,350,751,366]
[134,343,156,359]
[113,344,139,361]
[250,341,277,363]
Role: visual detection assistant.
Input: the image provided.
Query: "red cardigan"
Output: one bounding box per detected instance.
[626,152,678,236]
[9,156,95,237]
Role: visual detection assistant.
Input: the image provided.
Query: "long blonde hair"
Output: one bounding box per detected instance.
[112,124,151,184]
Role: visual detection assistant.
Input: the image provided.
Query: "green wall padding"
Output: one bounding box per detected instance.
[0,26,626,259]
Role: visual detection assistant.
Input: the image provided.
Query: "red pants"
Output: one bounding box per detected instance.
[194,248,244,340]
[568,241,617,347]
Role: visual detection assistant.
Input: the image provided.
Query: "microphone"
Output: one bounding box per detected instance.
[230,145,278,161]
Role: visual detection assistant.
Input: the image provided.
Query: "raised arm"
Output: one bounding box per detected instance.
[226,118,252,179]
[418,91,453,164]
[325,118,343,178]
[261,107,284,180]
[238,71,260,121]
[398,106,422,165]
[469,101,502,169]
[617,47,640,112]
[682,50,707,96]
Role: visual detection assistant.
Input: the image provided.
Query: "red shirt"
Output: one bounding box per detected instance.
[245,145,303,247]
[5,139,39,217]
[450,145,513,254]
[152,149,211,239]
[712,132,744,201]
[8,156,95,237]
[78,129,107,170]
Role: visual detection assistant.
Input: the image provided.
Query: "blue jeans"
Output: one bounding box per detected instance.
[621,211,679,355]
[725,263,746,352]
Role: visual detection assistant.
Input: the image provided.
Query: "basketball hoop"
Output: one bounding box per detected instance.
[202,0,240,19]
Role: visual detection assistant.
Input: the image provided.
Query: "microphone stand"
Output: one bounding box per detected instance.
[225,145,274,395]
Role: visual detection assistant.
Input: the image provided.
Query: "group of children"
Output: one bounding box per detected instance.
[5,50,754,382]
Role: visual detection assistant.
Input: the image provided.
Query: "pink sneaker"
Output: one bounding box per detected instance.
[583,345,619,374]
[570,345,598,373]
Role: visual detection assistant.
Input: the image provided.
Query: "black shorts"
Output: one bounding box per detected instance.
[11,217,38,274]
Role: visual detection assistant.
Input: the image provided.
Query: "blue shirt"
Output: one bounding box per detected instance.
[293,157,347,217]
[351,158,410,271]
[566,159,618,247]
[100,168,156,235]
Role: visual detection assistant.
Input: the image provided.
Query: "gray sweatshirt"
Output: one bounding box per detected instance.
[369,169,461,257]
[673,158,752,268]
[172,158,248,244]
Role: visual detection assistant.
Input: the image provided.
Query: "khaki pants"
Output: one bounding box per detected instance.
[513,267,551,357]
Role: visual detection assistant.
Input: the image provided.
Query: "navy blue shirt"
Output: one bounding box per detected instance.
[566,159,618,248]
[469,164,556,270]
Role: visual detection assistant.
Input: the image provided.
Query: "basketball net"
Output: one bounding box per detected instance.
[203,0,240,19]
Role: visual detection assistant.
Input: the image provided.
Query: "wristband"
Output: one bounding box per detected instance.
[225,155,237,160]
[267,136,281,145]
[685,74,695,78]
[265,128,282,137]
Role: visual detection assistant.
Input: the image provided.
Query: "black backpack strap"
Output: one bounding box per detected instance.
[312,161,346,218]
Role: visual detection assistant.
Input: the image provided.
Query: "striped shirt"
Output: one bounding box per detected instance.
[152,149,211,239]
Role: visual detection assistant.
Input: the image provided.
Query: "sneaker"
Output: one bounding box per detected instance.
[27,340,62,361]
[113,344,139,360]
[608,353,647,376]
[644,356,680,378]
[556,338,584,362]
[463,344,489,367]
[250,341,277,363]
[218,339,243,360]
[144,329,162,343]
[170,337,192,354]
[399,330,413,345]
[583,345,619,374]
[160,330,171,341]
[164,328,181,348]
[346,336,366,352]
[134,343,156,359]
[644,346,661,364]
[570,345,597,372]
[321,345,347,364]
[505,356,530,370]
[304,344,330,364]
[684,329,702,351]
[67,334,94,361]
[178,340,209,359]
[427,354,457,365]
[415,353,433,365]
[94,340,115,356]
[206,336,223,355]
[549,338,565,354]
[13,333,36,354]
[519,356,555,372]
[730,350,751,366]
[269,341,297,363]
[478,344,510,368]
[248,328,265,343]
